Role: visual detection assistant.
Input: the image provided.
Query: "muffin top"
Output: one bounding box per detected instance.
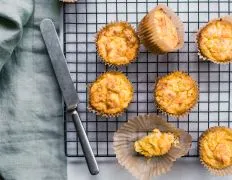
[198,19,232,62]
[96,22,139,66]
[134,129,178,157]
[153,9,179,49]
[200,127,232,169]
[89,72,133,116]
[155,72,198,116]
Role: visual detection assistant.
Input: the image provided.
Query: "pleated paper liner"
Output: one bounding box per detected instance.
[113,114,192,180]
[88,71,134,118]
[154,71,199,118]
[196,16,232,64]
[138,4,184,54]
[96,21,140,66]
[199,126,232,176]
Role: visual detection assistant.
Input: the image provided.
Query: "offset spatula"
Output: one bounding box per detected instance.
[40,19,99,175]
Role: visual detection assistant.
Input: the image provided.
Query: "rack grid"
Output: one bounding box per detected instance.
[63,0,232,157]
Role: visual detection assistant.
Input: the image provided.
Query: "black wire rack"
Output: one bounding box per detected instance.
[63,0,232,157]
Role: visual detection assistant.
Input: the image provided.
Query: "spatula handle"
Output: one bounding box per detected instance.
[71,110,99,175]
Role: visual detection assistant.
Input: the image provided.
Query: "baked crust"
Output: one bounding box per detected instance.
[200,127,232,169]
[96,22,139,66]
[198,19,232,62]
[134,129,178,157]
[152,9,179,49]
[89,72,133,116]
[155,72,198,116]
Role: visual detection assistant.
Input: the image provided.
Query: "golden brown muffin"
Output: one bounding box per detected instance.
[155,72,198,117]
[138,4,184,54]
[197,17,232,63]
[200,127,232,170]
[89,71,133,116]
[134,129,179,157]
[96,22,140,66]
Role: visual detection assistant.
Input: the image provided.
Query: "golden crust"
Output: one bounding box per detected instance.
[198,19,232,62]
[154,72,198,116]
[89,71,133,116]
[134,129,179,157]
[96,22,139,66]
[200,127,232,169]
[152,9,179,49]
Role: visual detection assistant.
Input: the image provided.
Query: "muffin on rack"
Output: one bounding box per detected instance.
[96,22,140,66]
[199,126,232,175]
[88,71,133,117]
[138,4,184,54]
[197,16,232,64]
[154,71,199,117]
[113,114,192,180]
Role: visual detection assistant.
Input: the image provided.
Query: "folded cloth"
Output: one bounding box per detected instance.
[0,0,66,179]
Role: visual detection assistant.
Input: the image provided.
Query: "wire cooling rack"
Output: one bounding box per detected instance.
[63,0,232,157]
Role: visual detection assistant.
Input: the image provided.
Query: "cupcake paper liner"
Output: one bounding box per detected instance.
[113,114,192,180]
[154,71,199,118]
[199,126,232,176]
[196,16,232,64]
[88,71,134,118]
[138,4,184,54]
[96,21,140,66]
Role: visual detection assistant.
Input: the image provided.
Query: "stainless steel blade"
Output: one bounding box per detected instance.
[40,19,99,175]
[40,19,78,110]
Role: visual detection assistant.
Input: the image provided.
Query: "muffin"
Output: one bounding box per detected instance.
[113,114,192,179]
[199,126,232,175]
[154,71,199,117]
[197,16,232,63]
[138,4,184,54]
[88,71,133,117]
[134,128,179,157]
[96,22,140,66]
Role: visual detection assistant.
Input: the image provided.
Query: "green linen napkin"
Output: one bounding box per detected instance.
[0,0,66,179]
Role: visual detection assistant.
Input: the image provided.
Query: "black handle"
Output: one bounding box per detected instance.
[71,110,99,175]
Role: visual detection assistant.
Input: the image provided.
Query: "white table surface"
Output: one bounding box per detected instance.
[67,157,232,180]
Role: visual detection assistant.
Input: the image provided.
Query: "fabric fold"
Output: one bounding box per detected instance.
[0,0,33,71]
[0,0,67,179]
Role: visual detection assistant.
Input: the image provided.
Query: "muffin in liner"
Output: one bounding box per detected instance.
[196,16,232,64]
[88,71,134,117]
[96,21,140,66]
[199,126,232,176]
[154,71,199,118]
[113,114,192,180]
[138,4,184,54]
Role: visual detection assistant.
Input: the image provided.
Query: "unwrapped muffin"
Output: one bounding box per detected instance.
[88,71,133,117]
[113,114,192,180]
[138,4,184,54]
[197,16,232,63]
[134,128,179,157]
[199,126,232,176]
[154,71,199,117]
[96,22,140,66]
